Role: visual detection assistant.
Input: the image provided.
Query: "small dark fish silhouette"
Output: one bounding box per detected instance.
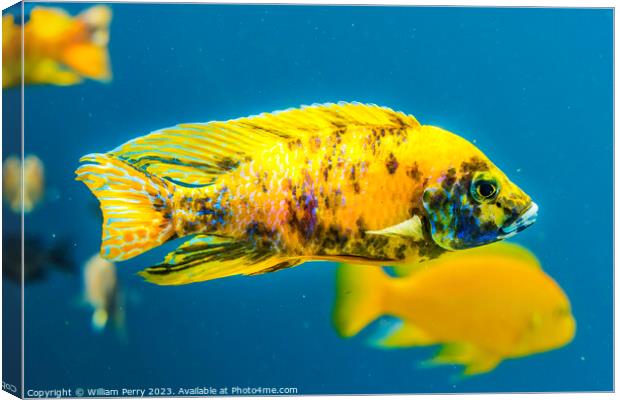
[2,233,76,283]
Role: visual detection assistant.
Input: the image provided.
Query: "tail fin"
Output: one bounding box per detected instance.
[75,154,176,261]
[78,5,112,46]
[332,263,391,338]
[61,5,112,82]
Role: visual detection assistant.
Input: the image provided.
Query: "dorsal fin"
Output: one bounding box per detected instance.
[109,102,420,187]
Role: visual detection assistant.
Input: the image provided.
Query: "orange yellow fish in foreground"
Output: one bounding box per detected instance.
[75,103,537,285]
[333,242,575,377]
[3,5,112,88]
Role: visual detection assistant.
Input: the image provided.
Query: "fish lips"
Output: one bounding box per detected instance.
[499,202,539,239]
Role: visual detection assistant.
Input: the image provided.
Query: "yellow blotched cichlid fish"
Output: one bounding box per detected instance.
[76,103,538,285]
[3,5,112,88]
[332,242,575,377]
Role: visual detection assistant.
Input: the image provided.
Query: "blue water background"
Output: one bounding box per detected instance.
[11,4,613,394]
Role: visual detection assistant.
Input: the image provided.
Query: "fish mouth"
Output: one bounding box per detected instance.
[500,202,539,238]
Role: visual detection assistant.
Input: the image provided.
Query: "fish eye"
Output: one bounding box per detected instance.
[477,181,496,198]
[471,173,499,203]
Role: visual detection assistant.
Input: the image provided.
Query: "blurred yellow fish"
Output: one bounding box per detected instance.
[75,103,537,285]
[83,253,124,334]
[2,154,45,213]
[3,5,112,88]
[333,242,575,377]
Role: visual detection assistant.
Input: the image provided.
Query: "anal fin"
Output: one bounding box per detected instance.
[462,356,501,376]
[138,235,301,285]
[422,342,502,378]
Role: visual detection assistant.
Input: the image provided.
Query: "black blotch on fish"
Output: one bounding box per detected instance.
[355,217,367,239]
[407,162,422,181]
[442,168,457,190]
[311,136,322,149]
[386,153,399,174]
[317,224,350,252]
[245,221,276,240]
[480,220,498,232]
[252,259,301,275]
[300,193,318,238]
[500,204,522,227]
[286,200,302,234]
[287,138,303,150]
[349,166,356,181]
[333,189,345,210]
[363,235,390,259]
[285,193,318,242]
[425,189,448,212]
[331,128,346,144]
[215,157,240,171]
[152,196,167,212]
[460,156,489,174]
[395,244,407,260]
[417,240,445,260]
[408,204,423,218]
[415,215,446,260]
[388,113,412,129]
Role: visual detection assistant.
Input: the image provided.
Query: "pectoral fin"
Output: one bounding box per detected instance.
[138,235,301,285]
[366,216,424,240]
[376,321,436,348]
